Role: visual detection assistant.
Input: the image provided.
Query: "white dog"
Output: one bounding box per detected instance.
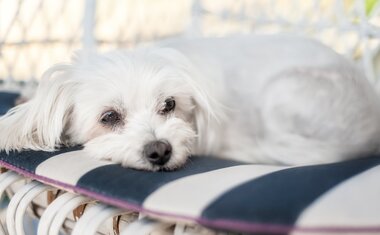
[1,34,380,171]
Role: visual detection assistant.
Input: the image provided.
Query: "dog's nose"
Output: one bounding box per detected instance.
[143,140,172,166]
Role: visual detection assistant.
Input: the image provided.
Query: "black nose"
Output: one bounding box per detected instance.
[143,140,172,166]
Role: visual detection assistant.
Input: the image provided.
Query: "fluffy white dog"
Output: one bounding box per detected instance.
[1,34,380,171]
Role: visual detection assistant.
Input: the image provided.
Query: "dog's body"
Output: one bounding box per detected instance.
[165,35,380,165]
[1,34,380,170]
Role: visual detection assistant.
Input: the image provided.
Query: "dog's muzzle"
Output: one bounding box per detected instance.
[143,140,172,166]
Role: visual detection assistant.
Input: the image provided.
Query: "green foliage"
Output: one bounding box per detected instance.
[366,0,379,16]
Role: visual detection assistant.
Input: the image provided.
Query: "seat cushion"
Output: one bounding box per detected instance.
[0,91,19,115]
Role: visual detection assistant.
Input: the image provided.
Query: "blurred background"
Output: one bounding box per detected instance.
[0,0,380,90]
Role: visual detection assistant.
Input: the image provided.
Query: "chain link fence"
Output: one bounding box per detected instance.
[0,0,380,90]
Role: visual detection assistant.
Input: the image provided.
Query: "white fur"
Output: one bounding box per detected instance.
[1,34,380,170]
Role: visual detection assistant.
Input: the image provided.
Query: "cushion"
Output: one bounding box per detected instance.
[1,92,380,234]
[0,91,19,115]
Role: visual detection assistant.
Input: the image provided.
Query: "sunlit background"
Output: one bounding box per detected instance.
[0,0,379,88]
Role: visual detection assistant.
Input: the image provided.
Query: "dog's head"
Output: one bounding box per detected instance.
[0,48,224,171]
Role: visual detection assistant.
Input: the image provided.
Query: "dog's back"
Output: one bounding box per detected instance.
[161,35,380,165]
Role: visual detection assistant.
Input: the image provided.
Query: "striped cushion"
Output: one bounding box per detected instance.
[0,91,19,115]
[1,92,380,234]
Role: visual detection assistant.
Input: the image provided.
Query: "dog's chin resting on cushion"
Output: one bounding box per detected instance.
[1,34,380,171]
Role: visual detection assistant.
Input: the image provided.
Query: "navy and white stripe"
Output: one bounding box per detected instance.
[1,92,380,234]
[1,149,380,234]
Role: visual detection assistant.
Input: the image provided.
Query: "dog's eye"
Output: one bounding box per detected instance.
[160,97,176,114]
[100,110,121,125]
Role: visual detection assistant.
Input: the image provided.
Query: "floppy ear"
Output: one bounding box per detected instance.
[153,47,228,155]
[191,83,227,155]
[0,64,76,152]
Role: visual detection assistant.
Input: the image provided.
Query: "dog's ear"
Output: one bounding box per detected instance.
[155,48,228,155]
[0,64,76,152]
[191,83,227,155]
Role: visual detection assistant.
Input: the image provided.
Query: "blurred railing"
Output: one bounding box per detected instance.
[0,0,379,90]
